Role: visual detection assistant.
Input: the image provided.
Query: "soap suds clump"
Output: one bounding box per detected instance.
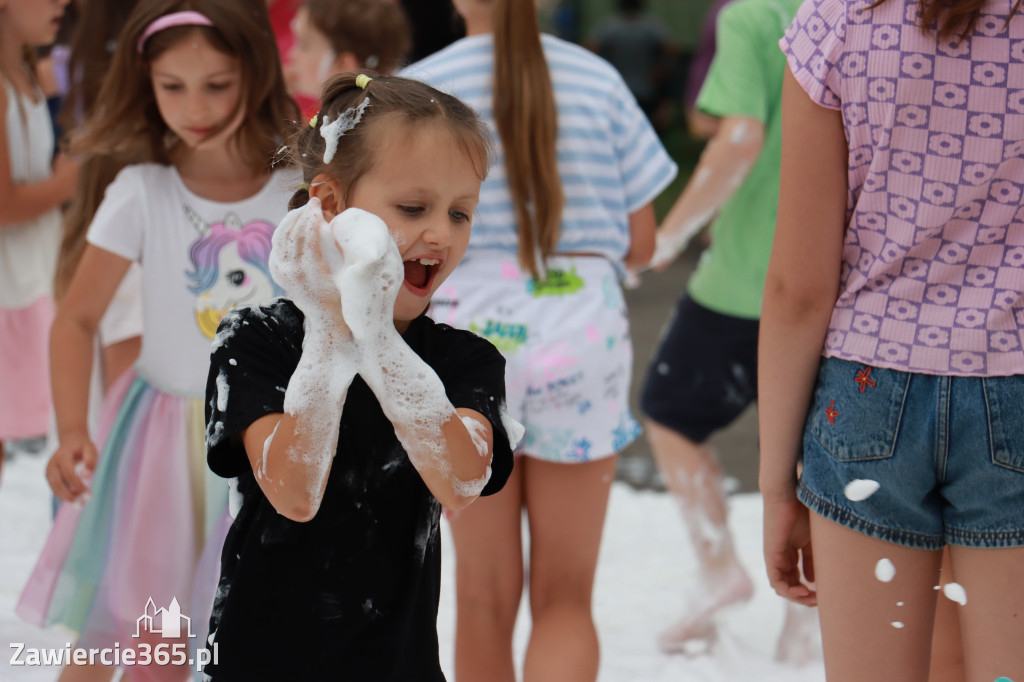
[875,558,895,583]
[844,479,880,501]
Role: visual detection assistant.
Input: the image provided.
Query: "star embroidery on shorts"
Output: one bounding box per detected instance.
[855,366,877,393]
[825,399,839,425]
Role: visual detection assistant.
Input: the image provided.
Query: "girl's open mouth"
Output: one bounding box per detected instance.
[403,257,441,295]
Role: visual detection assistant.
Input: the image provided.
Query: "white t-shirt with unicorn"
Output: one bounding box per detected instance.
[87,164,300,396]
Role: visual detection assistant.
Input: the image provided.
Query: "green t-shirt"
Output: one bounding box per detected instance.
[687,0,802,319]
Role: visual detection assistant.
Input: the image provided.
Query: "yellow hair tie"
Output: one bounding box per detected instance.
[309,113,319,128]
[355,74,373,90]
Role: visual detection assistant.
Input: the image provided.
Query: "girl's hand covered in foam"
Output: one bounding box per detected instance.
[328,208,405,342]
[269,197,351,336]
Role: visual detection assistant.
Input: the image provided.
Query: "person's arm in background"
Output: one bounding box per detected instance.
[0,84,79,227]
[648,115,763,269]
[757,69,847,605]
[647,0,768,271]
[623,203,657,270]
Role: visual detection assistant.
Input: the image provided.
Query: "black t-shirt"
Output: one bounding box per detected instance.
[203,299,514,681]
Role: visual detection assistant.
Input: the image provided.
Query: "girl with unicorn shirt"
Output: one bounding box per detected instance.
[17,1,299,680]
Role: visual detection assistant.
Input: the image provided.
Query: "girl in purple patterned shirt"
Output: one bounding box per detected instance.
[759,0,1024,679]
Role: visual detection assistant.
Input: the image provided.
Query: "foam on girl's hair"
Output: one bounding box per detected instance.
[320,98,371,164]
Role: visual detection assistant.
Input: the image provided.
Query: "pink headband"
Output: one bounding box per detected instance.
[137,11,215,53]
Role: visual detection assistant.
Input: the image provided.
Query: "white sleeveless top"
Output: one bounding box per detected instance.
[0,79,62,308]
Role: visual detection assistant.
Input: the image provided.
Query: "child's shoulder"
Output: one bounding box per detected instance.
[213,298,305,354]
[109,162,175,188]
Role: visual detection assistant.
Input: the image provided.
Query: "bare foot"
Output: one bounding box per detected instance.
[774,602,822,666]
[657,561,754,654]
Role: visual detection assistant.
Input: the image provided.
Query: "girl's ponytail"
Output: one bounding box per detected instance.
[493,0,562,279]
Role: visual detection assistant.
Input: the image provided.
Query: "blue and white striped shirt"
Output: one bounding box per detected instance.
[402,33,677,267]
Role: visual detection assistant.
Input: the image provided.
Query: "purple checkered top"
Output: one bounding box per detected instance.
[782,0,1024,376]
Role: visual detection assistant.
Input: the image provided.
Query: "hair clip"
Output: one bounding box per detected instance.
[309,113,319,128]
[298,181,310,190]
[356,74,373,90]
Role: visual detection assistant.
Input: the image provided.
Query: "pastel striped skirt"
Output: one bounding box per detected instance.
[17,370,230,656]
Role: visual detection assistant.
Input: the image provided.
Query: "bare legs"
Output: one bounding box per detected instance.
[448,464,524,682]
[809,512,1024,682]
[929,548,964,682]
[645,419,753,651]
[448,455,618,682]
[947,544,1024,682]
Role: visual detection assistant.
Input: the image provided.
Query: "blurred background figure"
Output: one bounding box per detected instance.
[637,0,820,661]
[587,0,675,130]
[286,0,412,118]
[0,0,79,484]
[404,0,675,680]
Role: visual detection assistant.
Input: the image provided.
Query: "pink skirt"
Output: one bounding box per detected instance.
[17,370,230,664]
[0,296,54,439]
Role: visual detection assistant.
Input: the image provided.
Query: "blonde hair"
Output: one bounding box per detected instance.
[493,0,562,279]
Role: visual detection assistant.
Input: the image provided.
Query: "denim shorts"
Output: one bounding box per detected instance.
[798,356,1024,550]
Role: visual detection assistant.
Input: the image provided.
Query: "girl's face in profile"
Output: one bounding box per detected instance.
[150,33,244,152]
[286,7,336,99]
[343,123,482,330]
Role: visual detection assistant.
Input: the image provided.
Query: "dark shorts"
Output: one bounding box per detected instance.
[640,294,759,443]
[799,356,1024,549]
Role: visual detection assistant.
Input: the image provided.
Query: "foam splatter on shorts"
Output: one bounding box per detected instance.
[430,254,640,462]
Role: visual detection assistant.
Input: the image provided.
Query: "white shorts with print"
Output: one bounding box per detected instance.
[430,254,640,463]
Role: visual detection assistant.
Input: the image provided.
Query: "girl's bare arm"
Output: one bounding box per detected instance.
[0,84,78,226]
[757,70,847,603]
[47,245,132,500]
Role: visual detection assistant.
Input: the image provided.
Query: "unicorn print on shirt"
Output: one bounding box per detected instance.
[184,206,284,339]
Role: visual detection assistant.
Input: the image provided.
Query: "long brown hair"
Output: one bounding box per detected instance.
[54,154,132,301]
[493,0,562,279]
[53,0,143,302]
[59,0,142,132]
[871,0,1024,38]
[289,72,491,210]
[71,0,299,172]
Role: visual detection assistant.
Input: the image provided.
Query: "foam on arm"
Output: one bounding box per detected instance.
[330,208,495,509]
[239,201,360,521]
[649,116,765,269]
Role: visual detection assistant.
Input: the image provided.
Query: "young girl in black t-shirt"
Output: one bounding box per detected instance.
[203,73,519,681]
